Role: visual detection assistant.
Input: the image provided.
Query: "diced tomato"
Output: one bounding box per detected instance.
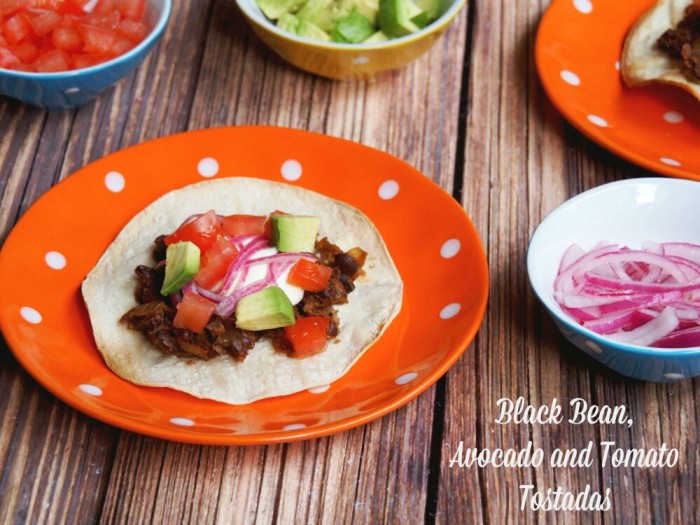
[2,11,31,45]
[11,38,37,61]
[93,0,116,15]
[69,51,108,68]
[32,47,67,71]
[115,0,143,21]
[194,237,239,291]
[83,10,120,29]
[115,16,143,41]
[165,211,223,252]
[51,24,80,50]
[109,34,131,54]
[27,8,61,36]
[173,292,217,334]
[221,214,269,238]
[0,0,31,18]
[55,0,92,15]
[0,46,18,67]
[57,13,80,27]
[79,23,116,53]
[10,60,33,70]
[283,316,332,357]
[287,258,332,292]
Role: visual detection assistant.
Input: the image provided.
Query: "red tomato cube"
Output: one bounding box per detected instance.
[2,11,31,45]
[32,48,68,71]
[115,17,144,42]
[221,215,269,238]
[84,10,120,30]
[93,0,116,15]
[70,51,109,69]
[51,25,81,51]
[11,38,38,62]
[0,46,19,67]
[165,211,223,252]
[27,8,61,36]
[115,0,144,21]
[174,292,217,334]
[195,237,240,291]
[283,316,332,357]
[79,23,116,53]
[287,258,332,292]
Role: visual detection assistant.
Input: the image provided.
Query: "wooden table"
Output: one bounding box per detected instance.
[1,1,698,523]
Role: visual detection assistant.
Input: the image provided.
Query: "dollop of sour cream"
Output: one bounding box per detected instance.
[245,247,305,305]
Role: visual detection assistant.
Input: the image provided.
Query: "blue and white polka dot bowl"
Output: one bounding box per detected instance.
[0,0,171,110]
[527,178,700,383]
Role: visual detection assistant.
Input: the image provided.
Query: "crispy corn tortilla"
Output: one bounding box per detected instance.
[82,178,403,404]
[622,0,700,100]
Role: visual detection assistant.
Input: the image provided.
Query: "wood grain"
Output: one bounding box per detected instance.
[0,0,698,523]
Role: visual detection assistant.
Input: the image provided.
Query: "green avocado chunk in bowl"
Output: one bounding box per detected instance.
[256,0,443,43]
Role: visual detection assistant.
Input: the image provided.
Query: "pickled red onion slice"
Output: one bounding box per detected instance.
[554,243,700,348]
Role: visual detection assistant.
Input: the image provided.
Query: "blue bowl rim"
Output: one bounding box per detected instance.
[527,177,700,358]
[0,0,172,80]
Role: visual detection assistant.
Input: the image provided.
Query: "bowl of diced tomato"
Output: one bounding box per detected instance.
[0,0,171,109]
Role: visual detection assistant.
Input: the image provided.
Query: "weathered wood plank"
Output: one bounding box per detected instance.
[438,1,700,523]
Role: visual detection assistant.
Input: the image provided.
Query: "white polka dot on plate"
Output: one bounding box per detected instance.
[283,423,306,431]
[64,87,80,95]
[587,115,608,127]
[45,251,66,270]
[439,303,461,320]
[20,306,42,324]
[281,159,302,181]
[105,171,125,193]
[585,340,603,354]
[79,384,103,396]
[664,373,685,380]
[378,180,399,200]
[573,0,593,14]
[353,56,370,65]
[308,385,330,394]
[663,111,684,124]
[614,60,620,71]
[197,157,219,178]
[440,239,461,259]
[660,157,681,167]
[395,372,418,385]
[170,417,195,427]
[560,70,581,86]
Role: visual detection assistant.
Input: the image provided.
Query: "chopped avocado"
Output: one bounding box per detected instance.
[352,0,379,25]
[278,12,300,33]
[271,214,320,253]
[298,19,331,41]
[363,30,388,42]
[235,286,296,331]
[256,0,307,20]
[332,8,375,43]
[409,10,430,28]
[161,241,200,296]
[296,0,338,32]
[378,0,423,37]
[415,0,441,21]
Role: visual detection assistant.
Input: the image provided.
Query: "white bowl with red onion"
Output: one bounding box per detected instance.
[527,178,700,382]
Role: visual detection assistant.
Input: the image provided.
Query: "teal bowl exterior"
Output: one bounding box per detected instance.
[0,0,171,110]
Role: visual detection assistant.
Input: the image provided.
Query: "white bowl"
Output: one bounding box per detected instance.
[527,178,700,382]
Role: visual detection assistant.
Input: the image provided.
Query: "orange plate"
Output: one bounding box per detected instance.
[536,0,700,180]
[0,127,488,445]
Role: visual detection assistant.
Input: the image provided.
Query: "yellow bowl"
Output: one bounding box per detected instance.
[235,0,466,79]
